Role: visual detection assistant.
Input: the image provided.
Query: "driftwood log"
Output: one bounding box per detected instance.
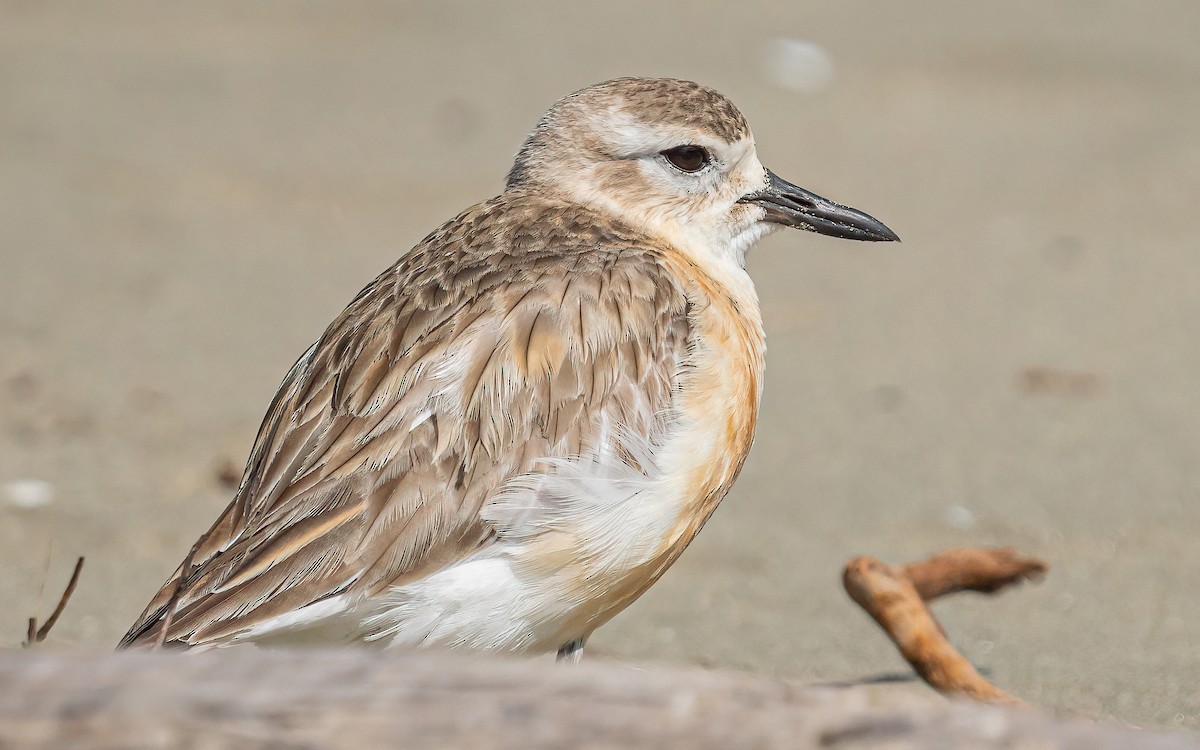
[844,547,1047,704]
[0,648,1194,749]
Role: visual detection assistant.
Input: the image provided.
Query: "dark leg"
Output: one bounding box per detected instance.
[556,638,585,664]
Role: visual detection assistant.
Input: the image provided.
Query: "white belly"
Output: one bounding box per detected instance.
[360,316,764,652]
[357,431,714,652]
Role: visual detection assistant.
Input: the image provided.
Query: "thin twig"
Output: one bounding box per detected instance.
[23,556,85,647]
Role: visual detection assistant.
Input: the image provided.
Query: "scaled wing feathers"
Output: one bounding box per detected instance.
[120,196,690,647]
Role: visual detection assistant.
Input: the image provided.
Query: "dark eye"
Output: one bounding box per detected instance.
[661,145,710,173]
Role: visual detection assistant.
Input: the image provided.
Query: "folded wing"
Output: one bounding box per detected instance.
[120,200,690,648]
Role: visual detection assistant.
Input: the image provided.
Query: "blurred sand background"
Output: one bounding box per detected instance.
[2,0,1198,732]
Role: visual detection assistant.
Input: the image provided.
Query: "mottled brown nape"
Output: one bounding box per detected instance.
[507,77,751,189]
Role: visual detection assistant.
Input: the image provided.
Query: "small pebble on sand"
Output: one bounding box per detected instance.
[4,478,55,509]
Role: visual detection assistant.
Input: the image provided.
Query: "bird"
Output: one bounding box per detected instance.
[120,77,897,661]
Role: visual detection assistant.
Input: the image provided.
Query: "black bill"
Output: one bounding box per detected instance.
[739,169,899,242]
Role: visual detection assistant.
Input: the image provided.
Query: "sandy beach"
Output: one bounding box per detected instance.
[1,1,1197,731]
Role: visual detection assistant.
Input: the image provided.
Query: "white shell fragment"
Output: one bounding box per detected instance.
[762,39,834,93]
[4,478,55,509]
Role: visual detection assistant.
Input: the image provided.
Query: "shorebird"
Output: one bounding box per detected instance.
[121,78,897,661]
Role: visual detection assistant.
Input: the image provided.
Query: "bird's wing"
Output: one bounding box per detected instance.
[120,200,691,647]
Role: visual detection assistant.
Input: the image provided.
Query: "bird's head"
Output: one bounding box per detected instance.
[506,77,898,266]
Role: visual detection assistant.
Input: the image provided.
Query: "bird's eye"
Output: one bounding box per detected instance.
[661,145,710,173]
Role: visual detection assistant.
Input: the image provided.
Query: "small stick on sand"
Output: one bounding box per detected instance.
[23,556,85,647]
[843,547,1046,705]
